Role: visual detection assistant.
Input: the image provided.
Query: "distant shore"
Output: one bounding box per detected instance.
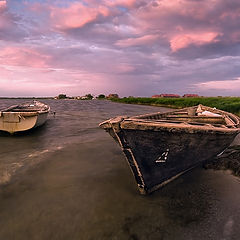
[0,97,54,99]
[110,97,240,115]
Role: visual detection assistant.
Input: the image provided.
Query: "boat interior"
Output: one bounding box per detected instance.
[1,102,49,113]
[132,105,240,129]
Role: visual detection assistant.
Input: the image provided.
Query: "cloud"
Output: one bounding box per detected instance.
[115,34,159,47]
[0,0,27,41]
[130,0,240,56]
[0,47,51,68]
[0,0,6,9]
[196,78,240,90]
[104,0,146,9]
[50,2,110,30]
[1,0,240,97]
[170,32,220,52]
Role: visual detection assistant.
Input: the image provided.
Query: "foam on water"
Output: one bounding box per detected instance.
[0,146,64,184]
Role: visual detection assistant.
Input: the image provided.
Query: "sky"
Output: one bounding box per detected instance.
[1,0,240,97]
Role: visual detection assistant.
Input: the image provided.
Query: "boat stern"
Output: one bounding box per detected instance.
[0,112,38,134]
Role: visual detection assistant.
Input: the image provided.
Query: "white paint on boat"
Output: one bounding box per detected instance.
[0,101,50,134]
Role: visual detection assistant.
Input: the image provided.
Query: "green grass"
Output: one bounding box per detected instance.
[110,97,240,115]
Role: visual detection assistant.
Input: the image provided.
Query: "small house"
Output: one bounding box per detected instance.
[183,94,199,98]
[159,94,180,98]
[151,95,161,98]
[107,94,119,99]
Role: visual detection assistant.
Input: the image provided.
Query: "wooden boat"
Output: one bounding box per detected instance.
[0,101,50,134]
[99,105,240,194]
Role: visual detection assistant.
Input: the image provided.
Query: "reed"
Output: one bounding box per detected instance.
[111,97,240,115]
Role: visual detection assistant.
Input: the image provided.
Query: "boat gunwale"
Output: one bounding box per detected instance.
[99,105,240,133]
[120,119,240,134]
[0,101,50,124]
[0,101,50,115]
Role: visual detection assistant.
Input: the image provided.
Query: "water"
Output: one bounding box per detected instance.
[0,99,240,240]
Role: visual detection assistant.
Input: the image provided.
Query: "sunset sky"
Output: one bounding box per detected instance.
[1,0,240,97]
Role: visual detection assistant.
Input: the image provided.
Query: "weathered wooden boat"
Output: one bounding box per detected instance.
[0,101,50,134]
[99,105,240,194]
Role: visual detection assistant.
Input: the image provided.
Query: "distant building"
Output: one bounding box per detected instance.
[151,95,161,98]
[159,94,180,98]
[80,96,88,100]
[74,96,81,100]
[107,94,119,98]
[183,94,199,98]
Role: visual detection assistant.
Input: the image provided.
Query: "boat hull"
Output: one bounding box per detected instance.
[0,111,48,134]
[35,112,48,128]
[116,127,237,194]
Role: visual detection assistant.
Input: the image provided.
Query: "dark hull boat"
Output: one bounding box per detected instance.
[100,105,240,194]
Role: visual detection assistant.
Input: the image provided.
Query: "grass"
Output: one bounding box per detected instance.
[110,97,240,115]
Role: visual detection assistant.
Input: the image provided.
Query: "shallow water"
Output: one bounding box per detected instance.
[0,99,240,240]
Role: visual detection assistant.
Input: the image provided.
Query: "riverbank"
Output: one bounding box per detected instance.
[110,97,240,115]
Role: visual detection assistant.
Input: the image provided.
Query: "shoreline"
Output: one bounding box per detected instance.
[110,97,240,115]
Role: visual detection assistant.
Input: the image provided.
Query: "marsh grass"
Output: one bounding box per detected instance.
[111,97,240,115]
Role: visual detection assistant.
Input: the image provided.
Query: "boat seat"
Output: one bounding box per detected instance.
[161,115,225,124]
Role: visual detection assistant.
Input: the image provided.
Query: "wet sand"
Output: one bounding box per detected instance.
[0,100,240,240]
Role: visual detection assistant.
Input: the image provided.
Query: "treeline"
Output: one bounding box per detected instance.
[110,97,240,115]
[56,94,106,100]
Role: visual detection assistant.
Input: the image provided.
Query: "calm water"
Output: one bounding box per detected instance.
[0,99,240,240]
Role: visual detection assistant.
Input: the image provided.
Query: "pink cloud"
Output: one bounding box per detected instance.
[230,31,240,42]
[0,66,11,79]
[0,47,51,68]
[0,1,10,28]
[105,0,139,9]
[50,2,110,30]
[170,32,220,52]
[0,0,6,8]
[124,0,240,53]
[115,63,135,73]
[115,34,159,47]
[220,9,240,20]
[196,78,240,90]
[36,0,145,32]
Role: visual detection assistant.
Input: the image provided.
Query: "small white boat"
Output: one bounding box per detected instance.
[0,101,50,134]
